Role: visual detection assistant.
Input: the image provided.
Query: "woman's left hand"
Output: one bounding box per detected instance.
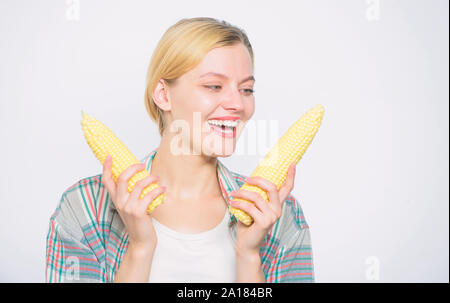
[229,162,297,257]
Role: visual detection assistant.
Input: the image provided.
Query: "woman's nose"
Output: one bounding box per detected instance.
[221,89,245,111]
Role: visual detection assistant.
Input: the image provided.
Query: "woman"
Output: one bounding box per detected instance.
[46,17,315,283]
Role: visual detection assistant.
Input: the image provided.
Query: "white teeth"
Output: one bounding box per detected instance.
[219,127,233,134]
[207,119,239,127]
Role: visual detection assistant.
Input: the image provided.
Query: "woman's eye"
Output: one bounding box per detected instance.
[205,85,221,91]
[204,85,254,95]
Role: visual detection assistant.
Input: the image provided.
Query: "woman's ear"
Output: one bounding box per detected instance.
[152,79,171,111]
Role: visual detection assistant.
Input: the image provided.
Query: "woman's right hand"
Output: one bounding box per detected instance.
[101,155,165,252]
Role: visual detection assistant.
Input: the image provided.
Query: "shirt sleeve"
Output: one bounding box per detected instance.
[272,228,315,283]
[261,194,315,283]
[45,193,108,283]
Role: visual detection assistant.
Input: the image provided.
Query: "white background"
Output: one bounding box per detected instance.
[0,0,448,282]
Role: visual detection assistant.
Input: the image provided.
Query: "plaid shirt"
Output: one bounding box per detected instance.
[46,148,315,282]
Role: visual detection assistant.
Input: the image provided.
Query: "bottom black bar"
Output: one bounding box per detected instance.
[0,282,447,301]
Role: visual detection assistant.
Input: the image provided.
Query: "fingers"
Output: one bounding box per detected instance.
[139,185,166,214]
[229,200,263,224]
[122,176,165,218]
[243,175,283,218]
[122,175,165,217]
[128,175,160,204]
[278,162,296,203]
[231,189,272,216]
[116,162,147,207]
[244,176,279,206]
[101,155,116,200]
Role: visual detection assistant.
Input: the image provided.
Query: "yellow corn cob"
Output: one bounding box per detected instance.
[80,111,164,214]
[229,104,325,225]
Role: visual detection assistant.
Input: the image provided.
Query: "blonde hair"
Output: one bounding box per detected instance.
[144,17,254,137]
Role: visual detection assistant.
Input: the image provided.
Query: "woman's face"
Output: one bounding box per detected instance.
[163,43,255,158]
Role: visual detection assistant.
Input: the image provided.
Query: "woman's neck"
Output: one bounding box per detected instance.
[149,133,222,201]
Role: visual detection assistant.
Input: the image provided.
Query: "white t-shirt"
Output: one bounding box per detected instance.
[148,210,236,283]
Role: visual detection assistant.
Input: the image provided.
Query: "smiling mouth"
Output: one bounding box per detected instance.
[208,124,237,138]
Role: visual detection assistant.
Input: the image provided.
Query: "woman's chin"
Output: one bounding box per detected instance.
[204,141,236,157]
